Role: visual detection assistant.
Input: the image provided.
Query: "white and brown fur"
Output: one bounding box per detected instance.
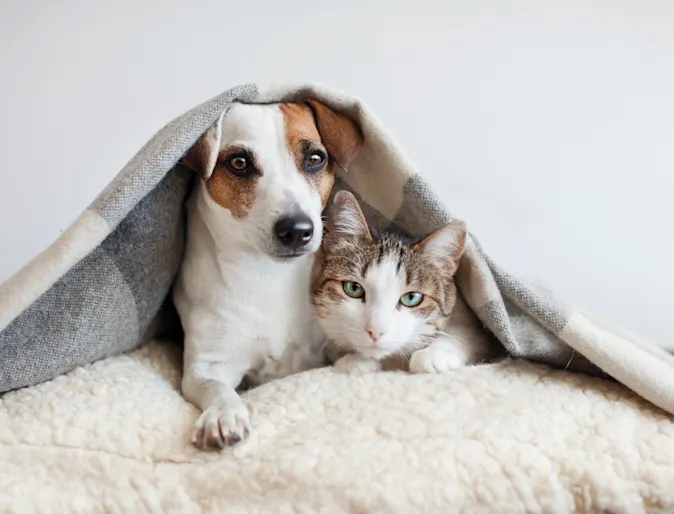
[312,191,496,374]
[173,100,363,450]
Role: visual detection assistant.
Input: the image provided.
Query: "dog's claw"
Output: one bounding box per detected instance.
[192,402,252,451]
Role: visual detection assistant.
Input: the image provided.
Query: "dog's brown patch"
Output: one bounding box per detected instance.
[305,99,364,171]
[280,103,335,206]
[205,147,259,219]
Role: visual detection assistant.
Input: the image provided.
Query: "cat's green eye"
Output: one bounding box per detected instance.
[400,292,424,308]
[343,281,365,299]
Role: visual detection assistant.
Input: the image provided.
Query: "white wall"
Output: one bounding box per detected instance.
[1,0,672,347]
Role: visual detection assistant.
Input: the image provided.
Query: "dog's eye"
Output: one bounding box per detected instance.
[229,156,247,170]
[224,153,254,177]
[304,151,327,172]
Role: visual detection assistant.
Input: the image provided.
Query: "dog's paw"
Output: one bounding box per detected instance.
[409,346,464,374]
[334,354,381,375]
[191,400,252,451]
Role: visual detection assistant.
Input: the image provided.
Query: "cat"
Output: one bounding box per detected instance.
[311,190,497,374]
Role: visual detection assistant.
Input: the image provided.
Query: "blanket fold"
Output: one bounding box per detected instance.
[1,81,672,417]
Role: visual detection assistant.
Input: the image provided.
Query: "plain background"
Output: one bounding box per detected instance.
[0,0,672,347]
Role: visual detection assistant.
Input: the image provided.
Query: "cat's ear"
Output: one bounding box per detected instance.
[326,191,372,243]
[415,221,467,272]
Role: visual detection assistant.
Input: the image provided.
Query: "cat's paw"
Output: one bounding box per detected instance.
[334,354,382,375]
[409,346,464,374]
[191,399,252,451]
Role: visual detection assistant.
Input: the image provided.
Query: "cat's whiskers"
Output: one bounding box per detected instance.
[392,348,412,364]
[434,329,471,345]
[415,328,440,346]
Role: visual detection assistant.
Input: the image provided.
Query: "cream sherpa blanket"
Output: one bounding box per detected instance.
[1,339,673,513]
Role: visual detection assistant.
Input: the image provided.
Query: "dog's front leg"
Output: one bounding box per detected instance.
[182,355,251,451]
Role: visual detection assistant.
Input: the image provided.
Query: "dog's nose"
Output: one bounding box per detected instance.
[274,214,314,249]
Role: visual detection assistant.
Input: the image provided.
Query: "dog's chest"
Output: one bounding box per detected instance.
[246,310,324,386]
[226,261,325,385]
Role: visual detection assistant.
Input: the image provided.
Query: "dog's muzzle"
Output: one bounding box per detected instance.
[274,213,314,251]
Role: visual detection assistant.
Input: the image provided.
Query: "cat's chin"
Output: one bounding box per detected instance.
[350,346,399,361]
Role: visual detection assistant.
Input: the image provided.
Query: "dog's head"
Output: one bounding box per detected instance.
[180,99,363,261]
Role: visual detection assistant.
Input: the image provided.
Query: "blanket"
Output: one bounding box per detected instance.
[2,339,673,512]
[1,81,673,417]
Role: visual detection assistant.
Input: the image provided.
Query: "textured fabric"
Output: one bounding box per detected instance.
[0,168,191,390]
[2,339,674,513]
[1,81,673,418]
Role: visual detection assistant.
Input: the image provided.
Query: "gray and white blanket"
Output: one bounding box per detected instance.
[1,81,673,416]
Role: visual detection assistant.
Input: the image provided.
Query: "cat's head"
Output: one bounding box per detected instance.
[312,191,467,360]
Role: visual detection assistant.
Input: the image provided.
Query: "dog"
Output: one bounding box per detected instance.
[173,98,364,450]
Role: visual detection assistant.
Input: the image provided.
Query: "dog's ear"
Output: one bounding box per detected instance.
[179,114,224,180]
[305,99,364,171]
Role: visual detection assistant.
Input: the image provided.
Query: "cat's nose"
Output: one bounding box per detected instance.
[366,327,384,343]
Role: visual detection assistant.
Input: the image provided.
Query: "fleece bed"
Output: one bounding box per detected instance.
[1,81,673,512]
[2,340,674,512]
